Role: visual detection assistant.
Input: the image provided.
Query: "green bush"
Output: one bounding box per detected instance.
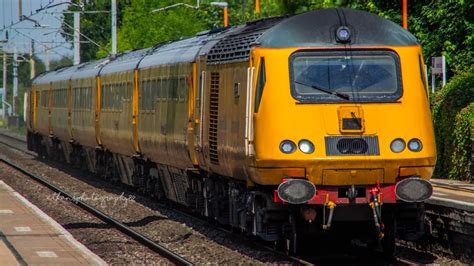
[449,104,473,181]
[432,70,474,178]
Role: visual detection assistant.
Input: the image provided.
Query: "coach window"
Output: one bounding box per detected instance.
[78,87,82,109]
[146,80,152,109]
[41,90,48,107]
[113,83,119,110]
[127,81,133,101]
[100,85,106,110]
[116,83,122,109]
[72,88,75,109]
[87,87,91,109]
[139,80,145,110]
[160,78,167,101]
[107,83,111,110]
[149,79,156,107]
[145,80,151,110]
[171,77,178,101]
[104,84,109,110]
[178,77,186,102]
[156,78,162,101]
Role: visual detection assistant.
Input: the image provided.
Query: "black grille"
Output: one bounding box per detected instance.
[207,17,283,64]
[325,136,379,156]
[209,72,220,165]
[207,32,263,64]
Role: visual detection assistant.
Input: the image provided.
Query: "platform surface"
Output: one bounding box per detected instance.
[428,178,474,212]
[0,181,106,265]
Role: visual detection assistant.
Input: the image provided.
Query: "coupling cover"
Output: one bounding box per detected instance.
[277,179,316,204]
[395,177,433,202]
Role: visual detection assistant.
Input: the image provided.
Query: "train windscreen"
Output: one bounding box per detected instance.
[290,50,402,102]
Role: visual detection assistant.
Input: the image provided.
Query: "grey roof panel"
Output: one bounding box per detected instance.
[100,48,151,75]
[138,37,205,69]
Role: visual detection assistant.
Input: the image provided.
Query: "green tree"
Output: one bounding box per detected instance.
[347,0,473,74]
[49,56,73,70]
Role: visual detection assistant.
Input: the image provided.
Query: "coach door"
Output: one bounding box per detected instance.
[245,59,256,158]
[29,84,36,130]
[193,56,207,169]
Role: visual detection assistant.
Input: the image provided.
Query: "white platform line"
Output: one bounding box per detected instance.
[14,226,31,232]
[36,251,58,258]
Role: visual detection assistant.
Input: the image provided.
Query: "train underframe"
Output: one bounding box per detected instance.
[27,132,426,256]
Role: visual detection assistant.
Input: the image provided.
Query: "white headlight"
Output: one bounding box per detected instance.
[390,138,406,153]
[280,140,296,154]
[298,140,315,154]
[408,139,423,152]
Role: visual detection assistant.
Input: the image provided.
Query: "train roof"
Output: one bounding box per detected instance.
[258,8,418,48]
[100,47,151,75]
[32,8,418,85]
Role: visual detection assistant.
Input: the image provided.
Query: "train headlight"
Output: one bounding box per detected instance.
[408,139,423,152]
[280,140,296,154]
[395,177,433,202]
[298,140,314,154]
[390,138,406,153]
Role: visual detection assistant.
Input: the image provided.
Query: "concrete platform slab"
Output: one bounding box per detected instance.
[0,181,106,265]
[427,179,474,212]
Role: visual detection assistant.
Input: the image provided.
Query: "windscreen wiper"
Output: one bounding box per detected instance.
[295,80,350,101]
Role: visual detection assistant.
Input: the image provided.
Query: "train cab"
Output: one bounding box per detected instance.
[247,8,436,252]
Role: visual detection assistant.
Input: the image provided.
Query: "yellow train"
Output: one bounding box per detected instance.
[26,8,436,255]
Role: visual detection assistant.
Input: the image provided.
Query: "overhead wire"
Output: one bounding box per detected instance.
[2,1,86,59]
[14,29,71,58]
[48,13,109,53]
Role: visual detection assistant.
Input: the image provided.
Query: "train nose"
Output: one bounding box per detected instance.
[395,177,433,202]
[277,179,316,204]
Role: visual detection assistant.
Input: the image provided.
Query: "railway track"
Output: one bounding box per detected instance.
[0,155,192,266]
[0,131,462,264]
[0,132,305,264]
[0,130,33,155]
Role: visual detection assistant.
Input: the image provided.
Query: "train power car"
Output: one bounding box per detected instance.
[26,8,436,255]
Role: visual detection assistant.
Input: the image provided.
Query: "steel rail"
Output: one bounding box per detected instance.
[0,132,35,156]
[0,156,192,266]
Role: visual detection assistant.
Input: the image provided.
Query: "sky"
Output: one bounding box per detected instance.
[0,0,75,62]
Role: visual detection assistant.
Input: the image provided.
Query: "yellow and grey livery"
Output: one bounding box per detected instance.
[27,8,436,255]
